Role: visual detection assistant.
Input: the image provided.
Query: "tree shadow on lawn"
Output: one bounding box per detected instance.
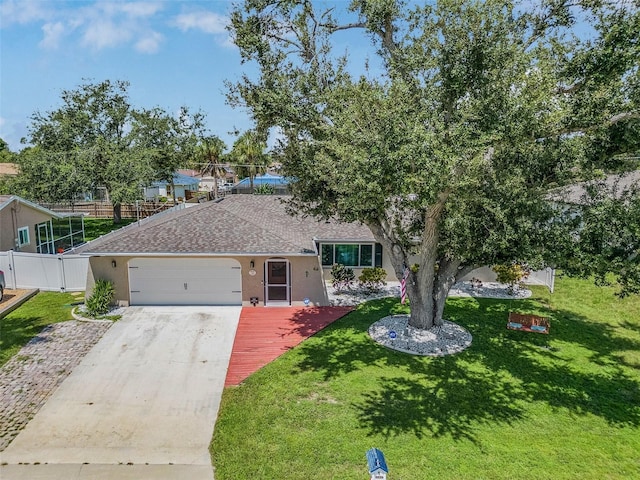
[294,297,640,442]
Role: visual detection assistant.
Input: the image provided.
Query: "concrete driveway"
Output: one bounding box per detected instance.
[0,306,241,480]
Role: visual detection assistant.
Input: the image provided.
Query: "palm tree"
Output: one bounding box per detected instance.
[229,130,268,193]
[195,136,227,197]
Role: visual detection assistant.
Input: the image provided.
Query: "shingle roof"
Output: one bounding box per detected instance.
[0,194,64,217]
[76,195,375,255]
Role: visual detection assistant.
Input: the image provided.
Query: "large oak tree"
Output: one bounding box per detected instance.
[21,80,208,221]
[24,80,144,222]
[229,0,640,329]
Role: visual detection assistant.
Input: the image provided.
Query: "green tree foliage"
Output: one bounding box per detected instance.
[0,138,17,194]
[0,138,13,163]
[17,80,208,221]
[130,106,204,205]
[230,0,640,329]
[193,135,228,197]
[562,185,640,297]
[21,80,145,221]
[228,130,269,192]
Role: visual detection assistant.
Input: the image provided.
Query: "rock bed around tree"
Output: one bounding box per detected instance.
[326,280,532,356]
[369,315,473,356]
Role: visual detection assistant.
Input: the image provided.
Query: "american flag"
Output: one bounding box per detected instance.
[400,266,410,304]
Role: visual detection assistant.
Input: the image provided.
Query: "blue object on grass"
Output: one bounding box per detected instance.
[366,448,389,475]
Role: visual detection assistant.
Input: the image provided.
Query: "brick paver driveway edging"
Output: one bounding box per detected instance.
[0,320,112,452]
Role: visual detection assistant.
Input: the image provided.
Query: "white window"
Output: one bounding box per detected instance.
[18,226,30,246]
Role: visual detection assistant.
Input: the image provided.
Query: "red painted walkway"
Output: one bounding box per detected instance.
[225,306,353,386]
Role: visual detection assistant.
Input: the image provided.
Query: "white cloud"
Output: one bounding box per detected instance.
[0,0,52,27]
[95,1,162,18]
[118,1,163,18]
[39,22,67,50]
[173,11,227,35]
[3,1,173,55]
[75,2,164,53]
[135,31,163,53]
[81,19,132,50]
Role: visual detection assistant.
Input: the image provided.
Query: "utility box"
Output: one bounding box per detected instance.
[366,448,388,480]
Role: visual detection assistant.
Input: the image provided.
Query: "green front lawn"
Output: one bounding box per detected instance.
[0,291,78,367]
[211,277,640,479]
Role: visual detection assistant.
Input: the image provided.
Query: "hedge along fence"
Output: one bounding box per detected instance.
[40,201,179,219]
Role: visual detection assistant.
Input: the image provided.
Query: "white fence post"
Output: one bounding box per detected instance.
[58,255,67,292]
[8,249,17,289]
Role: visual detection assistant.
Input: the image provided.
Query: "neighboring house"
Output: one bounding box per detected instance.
[144,172,201,201]
[75,195,394,307]
[0,163,19,178]
[177,169,200,178]
[230,173,290,194]
[0,195,85,253]
[178,167,239,194]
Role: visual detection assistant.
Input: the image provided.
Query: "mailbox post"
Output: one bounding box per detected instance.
[366,448,388,480]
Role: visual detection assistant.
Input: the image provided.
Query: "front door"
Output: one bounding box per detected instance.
[265,259,290,305]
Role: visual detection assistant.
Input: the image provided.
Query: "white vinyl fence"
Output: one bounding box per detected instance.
[0,251,88,292]
[460,266,556,293]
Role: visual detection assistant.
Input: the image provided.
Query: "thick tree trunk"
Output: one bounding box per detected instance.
[402,257,473,329]
[367,191,476,330]
[113,203,122,224]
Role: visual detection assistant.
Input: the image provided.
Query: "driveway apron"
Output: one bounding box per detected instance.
[0,306,240,478]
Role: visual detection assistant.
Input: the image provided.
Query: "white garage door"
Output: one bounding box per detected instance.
[128,257,242,306]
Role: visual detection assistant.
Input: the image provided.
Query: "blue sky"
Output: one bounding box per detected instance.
[0,0,265,152]
[0,1,599,153]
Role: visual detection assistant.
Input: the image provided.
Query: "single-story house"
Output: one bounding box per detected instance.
[0,195,85,253]
[143,172,201,201]
[75,195,394,307]
[180,167,238,193]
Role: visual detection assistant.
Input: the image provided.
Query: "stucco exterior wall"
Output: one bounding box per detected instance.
[87,254,331,306]
[86,256,132,305]
[0,200,54,253]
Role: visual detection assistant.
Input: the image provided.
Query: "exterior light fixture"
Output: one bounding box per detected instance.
[111,260,117,268]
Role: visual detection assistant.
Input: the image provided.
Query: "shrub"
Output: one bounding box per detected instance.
[254,184,275,195]
[85,279,115,317]
[492,263,530,295]
[330,264,355,292]
[358,267,387,292]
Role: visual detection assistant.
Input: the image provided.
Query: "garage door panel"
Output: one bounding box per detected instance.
[129,258,242,306]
